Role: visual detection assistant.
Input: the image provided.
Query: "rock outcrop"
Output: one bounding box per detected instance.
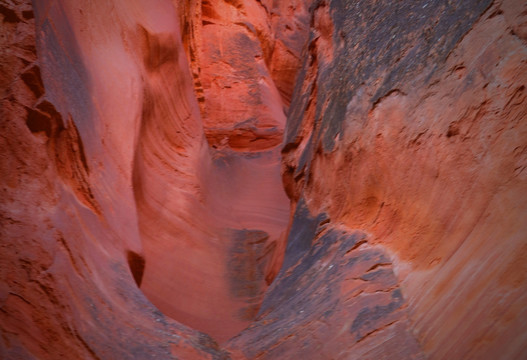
[1,0,526,359]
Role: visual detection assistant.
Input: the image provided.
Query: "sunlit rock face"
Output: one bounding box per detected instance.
[1,0,526,359]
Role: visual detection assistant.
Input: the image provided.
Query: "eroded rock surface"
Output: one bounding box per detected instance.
[228,201,424,359]
[278,0,527,359]
[1,0,526,359]
[1,1,228,359]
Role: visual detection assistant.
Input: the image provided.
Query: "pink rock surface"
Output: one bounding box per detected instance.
[1,0,526,359]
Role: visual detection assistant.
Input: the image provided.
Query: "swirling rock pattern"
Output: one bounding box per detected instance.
[1,0,526,359]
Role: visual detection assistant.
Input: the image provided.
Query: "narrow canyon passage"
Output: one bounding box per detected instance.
[131,0,307,342]
[137,146,290,343]
[2,0,526,359]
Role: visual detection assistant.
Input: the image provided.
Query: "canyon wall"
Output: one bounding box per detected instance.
[1,0,229,358]
[0,0,526,359]
[248,0,527,359]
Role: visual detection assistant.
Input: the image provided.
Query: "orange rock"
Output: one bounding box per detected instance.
[281,0,527,358]
[2,0,526,359]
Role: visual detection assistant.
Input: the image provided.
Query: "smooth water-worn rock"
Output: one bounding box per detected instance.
[1,0,526,359]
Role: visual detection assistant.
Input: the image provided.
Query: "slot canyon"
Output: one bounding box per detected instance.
[1,0,526,358]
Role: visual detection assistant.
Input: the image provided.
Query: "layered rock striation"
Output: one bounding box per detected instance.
[276,0,527,358]
[1,0,526,359]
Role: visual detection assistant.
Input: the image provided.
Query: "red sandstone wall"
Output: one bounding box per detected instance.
[273,0,527,359]
[134,0,295,342]
[1,0,228,358]
[2,0,299,354]
[1,0,526,359]
[177,0,312,150]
